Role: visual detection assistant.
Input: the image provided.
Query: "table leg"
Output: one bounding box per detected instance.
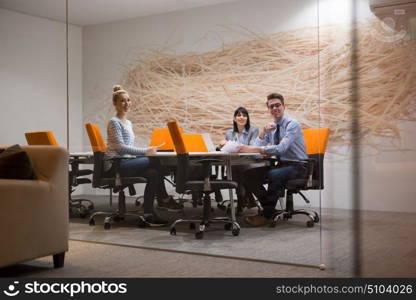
[226,155,236,223]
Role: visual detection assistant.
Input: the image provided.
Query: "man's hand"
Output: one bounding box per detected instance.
[259,122,276,139]
[237,145,262,153]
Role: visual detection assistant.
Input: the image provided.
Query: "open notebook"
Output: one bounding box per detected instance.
[149,128,215,152]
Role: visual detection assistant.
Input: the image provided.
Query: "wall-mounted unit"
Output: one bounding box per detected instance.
[370,0,416,39]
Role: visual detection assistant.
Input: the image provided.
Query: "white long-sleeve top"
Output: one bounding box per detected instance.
[103,117,147,171]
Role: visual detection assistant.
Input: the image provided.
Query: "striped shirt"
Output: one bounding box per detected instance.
[254,115,308,162]
[104,117,147,171]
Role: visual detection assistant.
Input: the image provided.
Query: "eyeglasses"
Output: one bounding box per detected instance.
[268,103,282,109]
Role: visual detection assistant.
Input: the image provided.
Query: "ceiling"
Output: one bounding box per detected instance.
[0,0,239,26]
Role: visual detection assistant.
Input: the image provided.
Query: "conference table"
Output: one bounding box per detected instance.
[70,151,266,226]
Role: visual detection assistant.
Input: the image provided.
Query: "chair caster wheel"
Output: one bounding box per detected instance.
[195,231,204,239]
[231,227,240,236]
[113,216,123,222]
[313,214,320,223]
[170,228,177,235]
[224,223,232,230]
[217,203,226,211]
[269,220,277,228]
[135,196,143,207]
[189,223,196,230]
[89,218,95,226]
[104,222,111,230]
[137,218,146,228]
[78,206,89,218]
[306,220,314,227]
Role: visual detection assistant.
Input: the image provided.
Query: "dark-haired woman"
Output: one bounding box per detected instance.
[219,107,259,214]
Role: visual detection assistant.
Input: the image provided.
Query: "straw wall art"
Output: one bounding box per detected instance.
[100,20,416,152]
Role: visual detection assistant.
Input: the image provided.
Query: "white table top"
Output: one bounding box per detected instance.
[70,151,93,157]
[70,151,262,158]
[149,151,261,157]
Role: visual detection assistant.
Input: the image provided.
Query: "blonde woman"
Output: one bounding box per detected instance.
[104,85,181,226]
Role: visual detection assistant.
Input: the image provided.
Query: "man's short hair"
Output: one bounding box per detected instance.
[266,93,285,106]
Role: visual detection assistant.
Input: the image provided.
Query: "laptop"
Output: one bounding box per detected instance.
[149,128,215,152]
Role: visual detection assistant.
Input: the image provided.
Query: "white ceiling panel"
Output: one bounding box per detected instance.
[0,0,240,26]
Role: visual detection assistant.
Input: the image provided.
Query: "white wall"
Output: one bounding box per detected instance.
[82,0,319,139]
[0,8,83,151]
[81,0,416,212]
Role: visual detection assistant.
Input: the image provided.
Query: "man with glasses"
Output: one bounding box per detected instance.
[238,93,308,227]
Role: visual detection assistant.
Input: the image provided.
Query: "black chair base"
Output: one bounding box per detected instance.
[270,190,319,228]
[89,210,145,230]
[88,190,144,230]
[69,198,94,218]
[271,209,319,228]
[169,193,240,239]
[217,198,262,217]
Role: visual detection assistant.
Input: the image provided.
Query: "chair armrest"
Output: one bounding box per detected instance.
[105,155,135,161]
[302,158,316,188]
[193,158,222,179]
[105,156,142,192]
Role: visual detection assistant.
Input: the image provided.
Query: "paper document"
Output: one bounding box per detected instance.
[221,141,240,153]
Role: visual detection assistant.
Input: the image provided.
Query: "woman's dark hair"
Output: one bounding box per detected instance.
[233,106,251,132]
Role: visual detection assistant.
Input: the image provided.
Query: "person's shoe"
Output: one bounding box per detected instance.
[144,214,168,227]
[247,199,259,209]
[157,196,183,212]
[245,193,259,209]
[236,205,244,217]
[245,215,270,227]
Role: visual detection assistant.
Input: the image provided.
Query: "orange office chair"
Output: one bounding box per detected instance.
[85,123,148,229]
[167,120,240,239]
[25,131,59,146]
[271,128,330,227]
[181,133,223,208]
[150,128,217,208]
[149,128,182,151]
[25,131,94,218]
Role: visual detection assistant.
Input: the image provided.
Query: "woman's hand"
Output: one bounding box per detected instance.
[145,146,158,155]
[218,139,227,149]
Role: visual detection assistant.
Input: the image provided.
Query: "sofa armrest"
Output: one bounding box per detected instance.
[22,146,68,183]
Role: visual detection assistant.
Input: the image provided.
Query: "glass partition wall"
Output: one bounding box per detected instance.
[68,0,416,276]
[357,1,416,277]
[66,0,338,272]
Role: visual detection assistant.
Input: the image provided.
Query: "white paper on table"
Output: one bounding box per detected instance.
[220,141,240,153]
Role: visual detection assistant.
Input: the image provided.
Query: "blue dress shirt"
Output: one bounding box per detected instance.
[254,115,308,162]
